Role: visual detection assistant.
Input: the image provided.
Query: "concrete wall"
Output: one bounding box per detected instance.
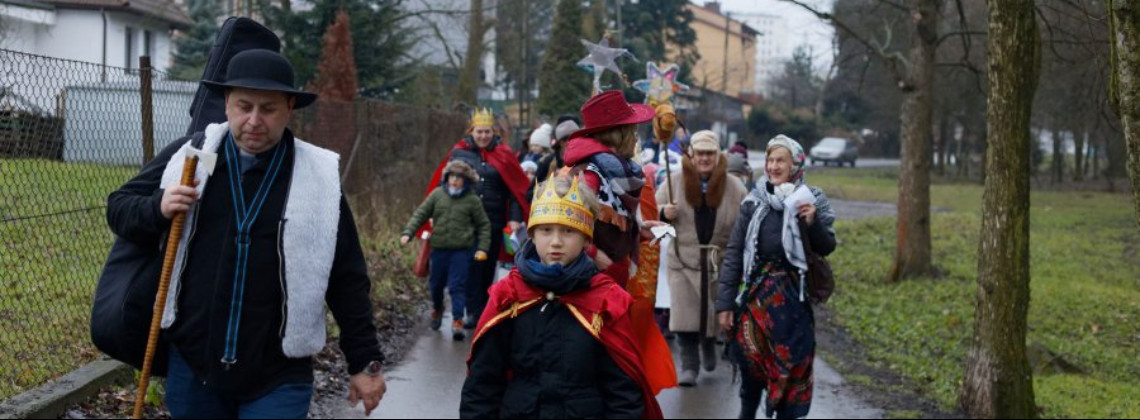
[62,80,196,165]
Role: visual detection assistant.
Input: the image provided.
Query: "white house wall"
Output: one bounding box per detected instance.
[9,9,174,75]
[0,1,53,52]
[1,15,41,52]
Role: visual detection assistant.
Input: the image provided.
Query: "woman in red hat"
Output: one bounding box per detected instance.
[562,91,655,288]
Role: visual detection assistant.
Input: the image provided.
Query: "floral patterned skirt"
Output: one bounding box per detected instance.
[732,262,815,419]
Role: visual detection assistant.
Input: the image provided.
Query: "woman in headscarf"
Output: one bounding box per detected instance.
[716,135,838,419]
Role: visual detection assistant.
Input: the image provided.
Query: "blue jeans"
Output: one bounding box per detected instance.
[430,247,472,320]
[165,350,313,419]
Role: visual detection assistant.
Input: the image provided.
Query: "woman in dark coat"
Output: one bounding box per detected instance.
[717,135,837,419]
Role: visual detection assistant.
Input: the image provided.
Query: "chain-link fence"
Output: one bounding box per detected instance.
[0,48,196,401]
[0,46,473,403]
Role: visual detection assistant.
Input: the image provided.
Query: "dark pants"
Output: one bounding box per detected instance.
[739,374,765,419]
[430,247,472,320]
[165,350,313,419]
[466,223,504,322]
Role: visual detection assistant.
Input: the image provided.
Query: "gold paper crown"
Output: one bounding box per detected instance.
[470,108,494,127]
[528,177,595,239]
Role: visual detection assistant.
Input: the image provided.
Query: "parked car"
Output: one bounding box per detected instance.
[810,137,859,167]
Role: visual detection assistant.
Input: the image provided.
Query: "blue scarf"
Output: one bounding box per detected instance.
[514,241,598,295]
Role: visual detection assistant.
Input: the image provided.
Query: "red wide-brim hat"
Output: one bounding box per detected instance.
[569,90,655,139]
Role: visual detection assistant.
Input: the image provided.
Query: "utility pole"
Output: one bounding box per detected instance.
[721,10,731,138]
[615,0,622,44]
[722,11,731,97]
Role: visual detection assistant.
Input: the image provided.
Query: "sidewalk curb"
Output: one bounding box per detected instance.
[0,358,133,419]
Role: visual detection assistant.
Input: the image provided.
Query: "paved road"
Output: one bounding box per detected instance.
[746,154,900,173]
[348,318,881,419]
[335,198,900,419]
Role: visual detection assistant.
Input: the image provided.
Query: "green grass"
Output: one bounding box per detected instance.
[808,168,1140,418]
[0,159,137,400]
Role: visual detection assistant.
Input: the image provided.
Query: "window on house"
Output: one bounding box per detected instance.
[125,27,136,72]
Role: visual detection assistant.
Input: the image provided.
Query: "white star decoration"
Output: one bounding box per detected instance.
[577,35,637,94]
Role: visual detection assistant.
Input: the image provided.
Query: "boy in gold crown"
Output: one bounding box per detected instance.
[461,176,663,419]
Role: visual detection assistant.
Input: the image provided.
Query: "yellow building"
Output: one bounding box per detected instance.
[681,2,758,100]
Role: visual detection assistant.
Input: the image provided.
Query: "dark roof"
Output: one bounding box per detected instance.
[38,0,192,29]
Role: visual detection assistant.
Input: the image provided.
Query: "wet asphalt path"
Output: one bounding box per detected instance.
[348,314,882,419]
[336,199,900,419]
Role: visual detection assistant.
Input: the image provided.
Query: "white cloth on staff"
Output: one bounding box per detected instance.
[655,236,673,310]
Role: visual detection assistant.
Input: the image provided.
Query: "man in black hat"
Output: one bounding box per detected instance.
[107,49,386,418]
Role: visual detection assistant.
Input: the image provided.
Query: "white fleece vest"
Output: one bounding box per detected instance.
[158,122,340,358]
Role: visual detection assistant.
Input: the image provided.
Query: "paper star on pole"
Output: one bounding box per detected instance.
[633,62,690,107]
[577,35,637,94]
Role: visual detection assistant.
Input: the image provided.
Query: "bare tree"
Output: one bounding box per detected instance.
[458,0,493,105]
[1109,0,1140,228]
[785,0,944,281]
[962,0,1039,417]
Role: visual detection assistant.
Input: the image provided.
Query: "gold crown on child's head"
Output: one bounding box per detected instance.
[470,108,494,127]
[529,176,594,239]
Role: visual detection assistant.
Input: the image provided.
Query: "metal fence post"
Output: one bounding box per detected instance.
[140,55,155,164]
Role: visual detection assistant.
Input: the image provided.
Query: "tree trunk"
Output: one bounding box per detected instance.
[887,0,939,282]
[1092,133,1101,180]
[1110,0,1140,229]
[958,119,971,178]
[458,0,487,105]
[962,1,1039,417]
[1051,127,1063,184]
[942,115,953,176]
[1073,128,1086,182]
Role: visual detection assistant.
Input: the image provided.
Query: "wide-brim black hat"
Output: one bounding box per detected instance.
[201,49,318,109]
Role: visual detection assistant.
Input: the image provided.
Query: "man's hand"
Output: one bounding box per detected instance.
[508,221,522,233]
[160,179,201,219]
[348,371,386,416]
[662,204,677,221]
[474,250,488,261]
[400,235,411,245]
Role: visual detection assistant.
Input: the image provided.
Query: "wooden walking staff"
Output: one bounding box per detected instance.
[132,155,198,419]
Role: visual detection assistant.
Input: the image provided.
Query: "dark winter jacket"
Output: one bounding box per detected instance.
[715,183,837,313]
[453,136,525,227]
[403,161,492,251]
[460,243,645,419]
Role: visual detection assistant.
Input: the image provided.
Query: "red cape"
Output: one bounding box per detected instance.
[418,138,531,262]
[468,269,664,419]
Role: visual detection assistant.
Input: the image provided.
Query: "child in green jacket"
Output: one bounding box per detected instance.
[402,160,492,340]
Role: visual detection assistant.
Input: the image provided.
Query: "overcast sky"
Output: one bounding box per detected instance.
[715,0,837,72]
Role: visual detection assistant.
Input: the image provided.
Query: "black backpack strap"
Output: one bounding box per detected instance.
[190,131,207,149]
